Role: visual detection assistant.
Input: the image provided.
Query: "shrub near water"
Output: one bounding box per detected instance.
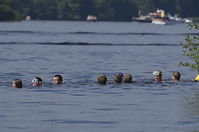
[180,23,199,76]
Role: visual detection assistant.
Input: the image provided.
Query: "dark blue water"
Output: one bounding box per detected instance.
[0,21,199,132]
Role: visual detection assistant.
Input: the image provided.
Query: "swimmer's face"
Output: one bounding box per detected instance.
[32,82,42,87]
[32,78,42,87]
[154,75,162,82]
[172,75,175,80]
[12,82,17,88]
[53,77,62,84]
[12,81,22,88]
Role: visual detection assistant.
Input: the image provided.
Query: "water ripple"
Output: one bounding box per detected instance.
[0,30,196,36]
[42,119,117,124]
[0,41,180,46]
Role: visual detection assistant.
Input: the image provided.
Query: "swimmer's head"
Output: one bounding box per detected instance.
[97,75,107,85]
[123,74,132,83]
[53,74,62,85]
[113,72,123,83]
[153,70,162,76]
[114,72,123,77]
[12,79,22,88]
[172,72,181,82]
[153,70,163,82]
[32,77,42,87]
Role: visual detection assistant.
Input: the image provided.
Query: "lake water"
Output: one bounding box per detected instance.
[0,21,199,132]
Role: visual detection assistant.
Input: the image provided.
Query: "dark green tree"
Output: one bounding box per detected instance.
[0,0,199,21]
[0,5,18,20]
[30,0,57,20]
[57,0,81,20]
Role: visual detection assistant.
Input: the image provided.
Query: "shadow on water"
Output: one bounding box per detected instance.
[41,119,117,124]
[0,41,180,46]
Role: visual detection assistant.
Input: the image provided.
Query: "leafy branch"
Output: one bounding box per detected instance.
[180,23,199,73]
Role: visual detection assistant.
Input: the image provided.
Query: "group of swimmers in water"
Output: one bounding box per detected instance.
[12,74,62,88]
[97,70,181,85]
[11,70,183,88]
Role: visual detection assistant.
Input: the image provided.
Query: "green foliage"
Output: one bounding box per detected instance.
[180,23,199,73]
[0,0,199,21]
[0,5,19,20]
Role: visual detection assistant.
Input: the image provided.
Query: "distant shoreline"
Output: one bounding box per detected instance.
[0,17,198,23]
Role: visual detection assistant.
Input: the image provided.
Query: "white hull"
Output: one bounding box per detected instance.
[152,20,166,25]
[152,19,172,25]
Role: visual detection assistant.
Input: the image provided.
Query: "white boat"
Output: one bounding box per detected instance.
[86,15,97,22]
[25,16,31,21]
[184,18,193,23]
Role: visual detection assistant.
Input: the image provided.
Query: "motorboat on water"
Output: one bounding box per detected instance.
[86,15,97,22]
[25,16,31,21]
[152,17,193,25]
[184,18,193,23]
[132,9,192,25]
[132,9,167,23]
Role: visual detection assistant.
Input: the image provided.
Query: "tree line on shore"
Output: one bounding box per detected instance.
[0,0,199,21]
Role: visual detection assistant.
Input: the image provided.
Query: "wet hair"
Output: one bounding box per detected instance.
[123,74,132,83]
[54,74,62,82]
[97,75,107,85]
[32,77,42,84]
[113,72,123,83]
[172,72,181,81]
[114,72,123,77]
[12,79,22,88]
